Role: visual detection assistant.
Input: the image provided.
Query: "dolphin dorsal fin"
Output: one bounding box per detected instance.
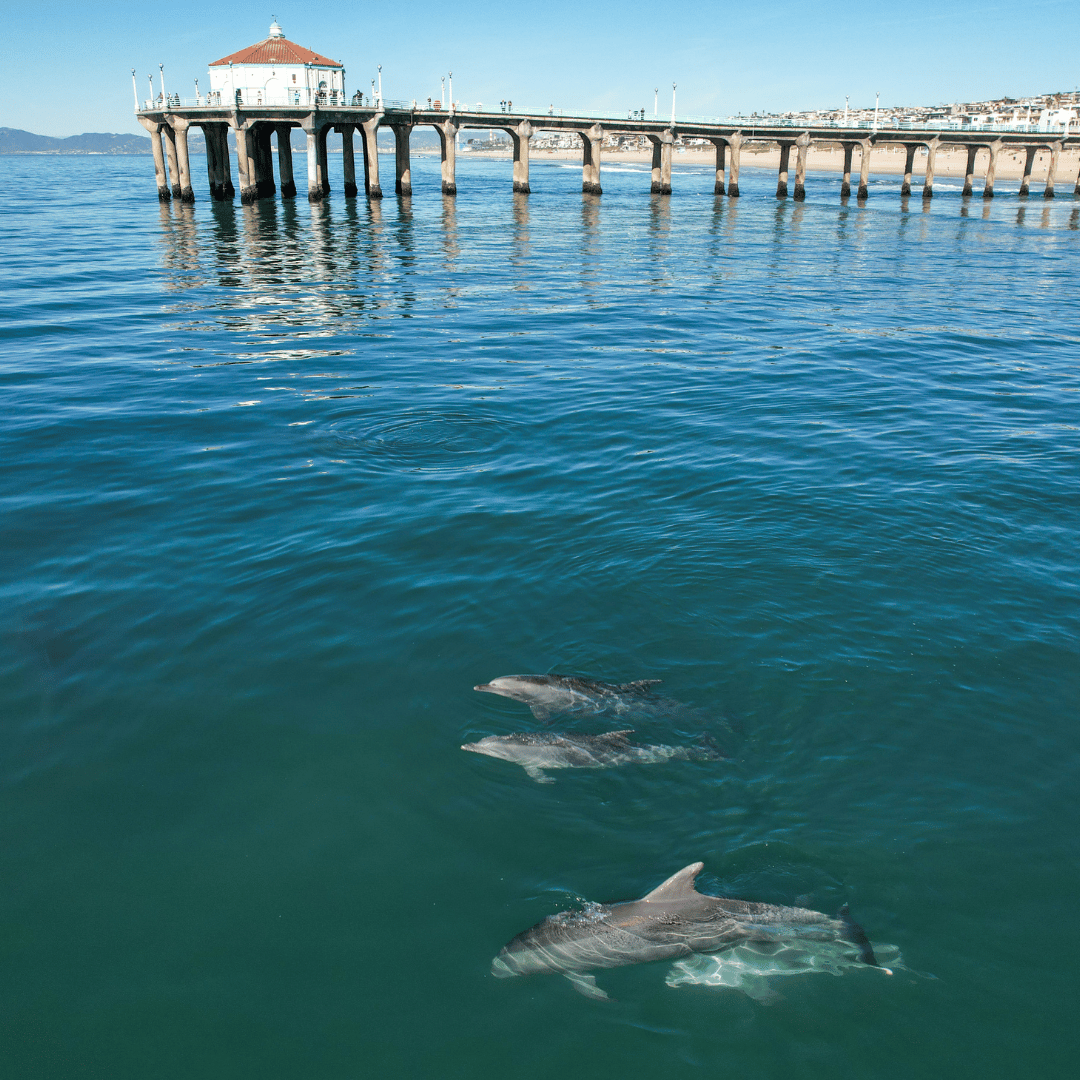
[641,862,704,902]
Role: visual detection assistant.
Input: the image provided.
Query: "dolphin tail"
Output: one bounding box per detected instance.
[838,903,879,967]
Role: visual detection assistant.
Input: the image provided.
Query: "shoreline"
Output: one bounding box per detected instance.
[455,145,1080,183]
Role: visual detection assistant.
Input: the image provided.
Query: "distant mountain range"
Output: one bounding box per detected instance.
[1,126,437,155]
[1,128,155,154]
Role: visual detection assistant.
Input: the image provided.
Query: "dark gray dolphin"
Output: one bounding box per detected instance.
[461,730,723,783]
[492,862,881,1000]
[473,673,664,721]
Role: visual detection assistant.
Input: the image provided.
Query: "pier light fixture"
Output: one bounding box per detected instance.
[874,91,880,132]
[441,75,445,107]
[131,69,139,111]
[671,82,677,127]
[654,87,658,116]
[194,77,199,105]
[147,73,153,106]
[159,63,165,103]
[449,71,453,112]
[378,64,383,104]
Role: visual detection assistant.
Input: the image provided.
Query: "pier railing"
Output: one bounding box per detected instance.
[139,97,1073,137]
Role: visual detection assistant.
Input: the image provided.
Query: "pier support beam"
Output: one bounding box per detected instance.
[1019,146,1037,197]
[203,123,224,201]
[318,126,330,197]
[509,119,533,194]
[857,139,872,199]
[793,132,810,201]
[168,117,195,203]
[253,124,276,199]
[360,116,383,199]
[305,129,321,202]
[648,131,673,194]
[138,118,171,200]
[339,125,357,197]
[776,142,793,198]
[727,132,742,197]
[276,125,296,198]
[840,142,854,198]
[233,123,258,204]
[220,126,235,200]
[436,118,459,195]
[983,140,1002,199]
[922,137,940,199]
[581,124,604,195]
[710,139,726,195]
[900,143,917,197]
[1044,142,1061,199]
[392,124,413,196]
[962,145,979,197]
[162,125,181,200]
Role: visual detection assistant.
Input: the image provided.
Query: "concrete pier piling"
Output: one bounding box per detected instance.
[923,137,940,199]
[776,142,792,198]
[360,116,382,199]
[138,118,171,200]
[437,119,458,195]
[900,144,917,197]
[581,124,604,195]
[203,123,225,201]
[983,140,1002,198]
[1019,146,1037,197]
[392,124,413,196]
[304,127,321,203]
[857,139,872,199]
[793,132,810,201]
[276,125,296,198]
[510,120,533,194]
[962,145,979,197]
[1045,142,1061,198]
[840,142,855,198]
[233,124,258,204]
[727,133,742,197]
[648,131,673,194]
[711,139,726,196]
[170,118,195,203]
[253,125,276,199]
[317,126,331,197]
[339,125,357,197]
[162,125,182,200]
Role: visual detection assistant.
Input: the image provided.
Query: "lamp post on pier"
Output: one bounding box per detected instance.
[131,69,139,111]
[159,64,166,104]
[654,87,658,116]
[873,91,880,133]
[448,71,453,114]
[671,82,676,127]
[378,65,383,105]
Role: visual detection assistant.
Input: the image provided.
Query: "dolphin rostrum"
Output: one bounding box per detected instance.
[473,674,664,721]
[461,730,722,783]
[492,862,882,1000]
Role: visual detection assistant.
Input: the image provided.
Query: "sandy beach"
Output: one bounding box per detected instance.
[454,144,1080,184]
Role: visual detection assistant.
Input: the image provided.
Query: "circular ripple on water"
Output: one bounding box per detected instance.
[323,408,514,473]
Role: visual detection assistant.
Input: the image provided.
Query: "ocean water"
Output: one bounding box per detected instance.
[1,152,1078,1079]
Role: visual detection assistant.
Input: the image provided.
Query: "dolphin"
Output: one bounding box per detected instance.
[491,862,882,1001]
[473,674,664,721]
[461,730,722,783]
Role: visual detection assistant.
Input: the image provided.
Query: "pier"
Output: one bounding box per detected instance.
[136,99,1080,205]
[134,24,1080,206]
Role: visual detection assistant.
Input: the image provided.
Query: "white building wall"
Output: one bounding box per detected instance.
[207,64,344,107]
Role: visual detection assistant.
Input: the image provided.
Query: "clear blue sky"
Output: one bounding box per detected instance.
[2,2,1078,136]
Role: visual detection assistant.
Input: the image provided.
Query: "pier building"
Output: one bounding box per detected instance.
[136,23,1080,205]
[206,21,345,109]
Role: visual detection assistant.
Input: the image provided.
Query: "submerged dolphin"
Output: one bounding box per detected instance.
[492,862,882,1000]
[474,674,664,721]
[461,730,722,783]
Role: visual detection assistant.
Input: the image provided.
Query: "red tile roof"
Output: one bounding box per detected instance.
[210,37,342,68]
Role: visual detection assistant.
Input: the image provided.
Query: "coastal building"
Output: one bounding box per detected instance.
[206,21,345,108]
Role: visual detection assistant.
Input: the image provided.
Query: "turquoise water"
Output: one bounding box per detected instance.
[2,153,1078,1078]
